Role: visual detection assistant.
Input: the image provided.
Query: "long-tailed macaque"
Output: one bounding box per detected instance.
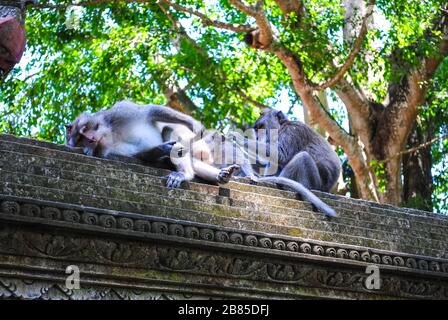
[67,102,339,217]
[251,109,341,217]
[65,101,240,187]
[153,122,240,188]
[151,109,340,217]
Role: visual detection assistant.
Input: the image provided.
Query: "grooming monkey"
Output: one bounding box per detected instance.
[141,109,340,217]
[159,108,340,217]
[197,110,340,217]
[200,130,258,179]
[67,102,339,216]
[65,100,240,187]
[250,109,341,217]
[154,122,240,188]
[130,108,340,217]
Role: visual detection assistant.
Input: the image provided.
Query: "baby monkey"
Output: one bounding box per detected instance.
[65,100,240,187]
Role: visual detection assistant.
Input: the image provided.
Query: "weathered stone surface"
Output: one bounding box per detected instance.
[0,134,447,299]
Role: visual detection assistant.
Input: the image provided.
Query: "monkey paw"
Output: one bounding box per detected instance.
[166,172,186,189]
[217,165,241,184]
[248,174,259,183]
[162,140,176,150]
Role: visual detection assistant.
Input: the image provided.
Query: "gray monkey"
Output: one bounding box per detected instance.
[140,110,340,217]
[253,109,341,217]
[65,100,203,158]
[66,101,240,188]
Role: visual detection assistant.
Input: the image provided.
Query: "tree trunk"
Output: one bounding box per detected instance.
[164,0,447,207]
[402,122,434,211]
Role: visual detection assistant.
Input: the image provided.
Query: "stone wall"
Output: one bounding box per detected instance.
[0,134,447,299]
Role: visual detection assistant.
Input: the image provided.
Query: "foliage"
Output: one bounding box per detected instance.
[425,59,448,213]
[1,1,290,143]
[0,0,447,211]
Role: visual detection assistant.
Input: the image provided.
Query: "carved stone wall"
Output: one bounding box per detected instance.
[0,134,447,299]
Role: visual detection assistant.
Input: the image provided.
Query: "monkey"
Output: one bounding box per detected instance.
[65,100,202,157]
[152,122,241,188]
[249,109,341,217]
[65,100,240,188]
[200,130,257,180]
[137,128,257,180]
[131,108,340,217]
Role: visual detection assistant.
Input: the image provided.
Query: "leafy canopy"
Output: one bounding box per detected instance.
[0,0,447,211]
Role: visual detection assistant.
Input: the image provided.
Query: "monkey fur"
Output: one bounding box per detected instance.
[252,109,341,217]
[66,100,240,188]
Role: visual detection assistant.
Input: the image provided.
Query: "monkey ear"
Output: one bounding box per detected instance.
[276,111,287,121]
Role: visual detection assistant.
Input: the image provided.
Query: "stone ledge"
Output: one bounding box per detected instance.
[1,195,447,277]
[0,134,447,299]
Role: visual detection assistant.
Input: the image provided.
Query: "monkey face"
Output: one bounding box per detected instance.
[65,113,102,156]
[252,109,288,147]
[253,109,286,131]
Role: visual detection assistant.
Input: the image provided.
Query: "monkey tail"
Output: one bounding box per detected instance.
[257,177,337,218]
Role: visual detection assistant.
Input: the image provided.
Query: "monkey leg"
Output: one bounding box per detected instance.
[279,151,322,190]
[135,141,176,162]
[192,159,240,184]
[217,164,241,184]
[148,105,203,133]
[167,143,195,189]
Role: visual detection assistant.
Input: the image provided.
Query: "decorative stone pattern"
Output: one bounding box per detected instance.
[0,224,447,299]
[0,134,448,300]
[0,277,207,300]
[1,197,447,276]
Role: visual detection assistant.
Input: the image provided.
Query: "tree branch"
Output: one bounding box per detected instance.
[157,0,267,111]
[34,0,255,33]
[423,4,448,77]
[228,0,259,16]
[311,0,375,91]
[333,77,372,150]
[371,4,448,163]
[159,0,254,33]
[33,0,111,9]
[229,0,274,49]
[274,46,353,148]
[376,133,446,165]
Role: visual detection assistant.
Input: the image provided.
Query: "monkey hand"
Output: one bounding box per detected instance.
[166,171,186,189]
[247,174,259,183]
[217,165,241,184]
[160,141,176,154]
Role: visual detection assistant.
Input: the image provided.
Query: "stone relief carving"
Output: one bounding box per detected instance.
[0,277,206,300]
[0,222,447,299]
[1,198,447,276]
